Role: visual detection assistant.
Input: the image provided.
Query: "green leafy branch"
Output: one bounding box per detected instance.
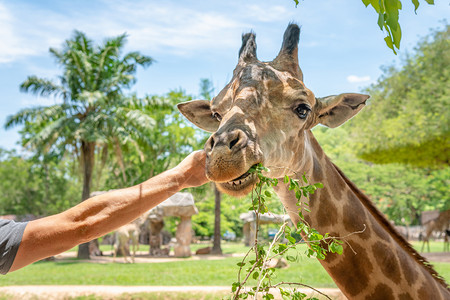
[293,0,435,54]
[229,164,345,300]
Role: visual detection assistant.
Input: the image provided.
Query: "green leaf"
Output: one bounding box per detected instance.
[265,190,272,197]
[302,174,308,183]
[252,271,259,279]
[286,235,296,244]
[330,242,344,255]
[384,36,395,52]
[236,262,246,267]
[411,0,419,12]
[278,243,287,252]
[232,282,240,292]
[424,0,434,4]
[377,12,385,30]
[284,175,289,183]
[314,182,324,189]
[286,255,296,262]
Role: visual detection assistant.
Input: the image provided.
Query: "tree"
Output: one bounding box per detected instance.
[198,78,223,254]
[313,126,449,225]
[293,0,435,53]
[102,90,200,188]
[0,148,80,217]
[5,31,153,258]
[348,24,449,167]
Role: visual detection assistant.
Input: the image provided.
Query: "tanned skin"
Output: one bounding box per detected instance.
[9,150,208,273]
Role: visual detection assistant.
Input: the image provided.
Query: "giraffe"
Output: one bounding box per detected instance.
[113,210,151,263]
[178,24,450,299]
[113,222,140,263]
[421,209,450,252]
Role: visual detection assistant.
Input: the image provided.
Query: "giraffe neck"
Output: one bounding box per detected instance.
[274,131,449,300]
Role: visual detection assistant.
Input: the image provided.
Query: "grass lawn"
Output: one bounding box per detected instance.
[2,241,450,288]
[0,255,336,287]
[410,240,448,253]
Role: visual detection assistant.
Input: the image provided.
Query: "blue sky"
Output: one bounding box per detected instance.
[0,0,448,150]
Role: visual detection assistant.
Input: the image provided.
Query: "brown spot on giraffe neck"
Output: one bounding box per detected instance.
[398,293,414,300]
[324,160,345,200]
[418,281,439,299]
[371,218,392,241]
[396,246,418,285]
[311,155,324,182]
[315,189,338,228]
[342,190,371,240]
[365,284,395,300]
[329,242,373,297]
[372,241,402,284]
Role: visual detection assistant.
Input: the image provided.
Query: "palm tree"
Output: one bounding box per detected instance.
[5,31,154,258]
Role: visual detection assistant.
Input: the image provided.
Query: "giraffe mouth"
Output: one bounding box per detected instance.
[217,165,259,195]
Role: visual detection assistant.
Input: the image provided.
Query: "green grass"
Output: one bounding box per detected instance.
[410,240,448,253]
[2,242,449,288]
[0,292,230,300]
[0,255,336,287]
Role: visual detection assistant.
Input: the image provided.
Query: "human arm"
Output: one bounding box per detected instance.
[9,150,208,272]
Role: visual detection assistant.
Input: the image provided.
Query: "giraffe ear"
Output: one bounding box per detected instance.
[177,100,219,133]
[317,93,369,128]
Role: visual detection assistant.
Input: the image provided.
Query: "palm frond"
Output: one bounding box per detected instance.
[20,76,66,98]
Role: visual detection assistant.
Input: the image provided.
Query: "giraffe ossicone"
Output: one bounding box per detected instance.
[178,23,449,299]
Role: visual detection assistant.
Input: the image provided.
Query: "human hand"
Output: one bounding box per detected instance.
[174,150,209,188]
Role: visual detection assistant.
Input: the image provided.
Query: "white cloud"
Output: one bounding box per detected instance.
[0,0,306,65]
[0,0,254,64]
[0,3,40,63]
[346,75,371,83]
[245,4,293,22]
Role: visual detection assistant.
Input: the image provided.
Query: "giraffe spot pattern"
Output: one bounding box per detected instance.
[312,156,324,182]
[365,284,395,300]
[418,281,438,299]
[395,245,418,285]
[371,219,391,241]
[325,169,344,200]
[286,78,305,91]
[342,190,371,240]
[329,242,373,297]
[316,189,338,228]
[418,268,442,299]
[398,292,414,300]
[372,241,402,284]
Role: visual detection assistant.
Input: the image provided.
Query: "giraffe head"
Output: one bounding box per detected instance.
[178,24,369,196]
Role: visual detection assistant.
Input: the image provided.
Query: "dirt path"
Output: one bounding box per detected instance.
[0,285,346,300]
[1,252,447,299]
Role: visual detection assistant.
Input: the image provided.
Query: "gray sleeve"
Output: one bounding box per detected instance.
[0,219,28,275]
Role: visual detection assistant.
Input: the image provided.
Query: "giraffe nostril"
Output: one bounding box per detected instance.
[229,136,239,149]
[210,137,215,150]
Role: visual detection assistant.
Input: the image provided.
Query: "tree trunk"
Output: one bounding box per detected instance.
[77,141,95,259]
[211,184,222,255]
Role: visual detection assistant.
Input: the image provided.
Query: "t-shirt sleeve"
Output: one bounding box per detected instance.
[0,219,28,275]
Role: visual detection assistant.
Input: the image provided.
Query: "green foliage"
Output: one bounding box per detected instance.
[103,90,200,188]
[292,0,435,53]
[313,126,449,225]
[349,24,449,167]
[0,148,80,216]
[231,164,341,300]
[4,30,154,203]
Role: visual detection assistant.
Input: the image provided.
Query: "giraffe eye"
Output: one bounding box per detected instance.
[212,112,222,122]
[295,104,311,119]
